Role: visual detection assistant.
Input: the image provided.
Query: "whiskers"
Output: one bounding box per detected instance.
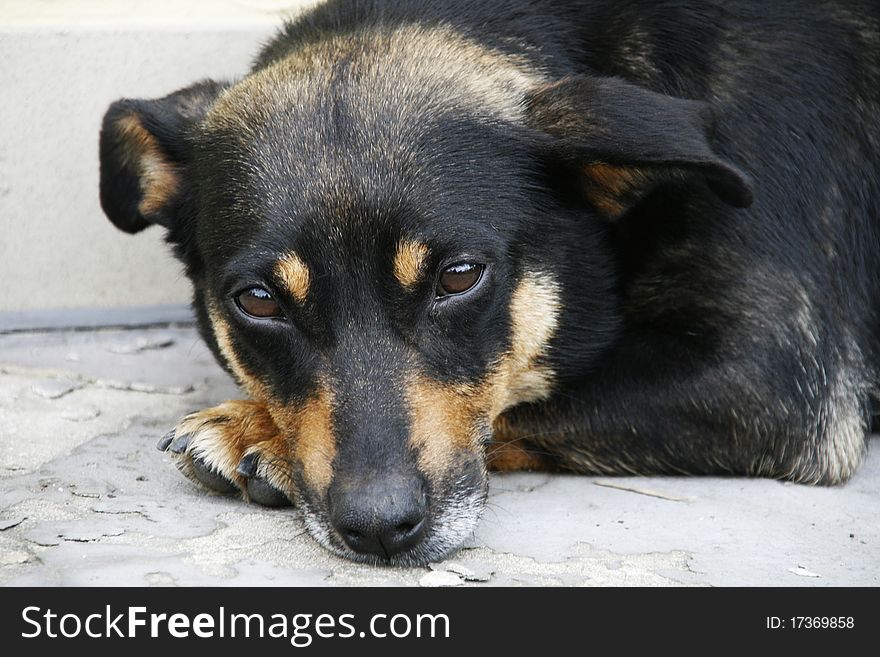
[486,442,556,459]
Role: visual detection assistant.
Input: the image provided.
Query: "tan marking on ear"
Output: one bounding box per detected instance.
[582,163,650,219]
[267,384,337,495]
[406,377,482,482]
[276,252,311,303]
[115,114,180,217]
[487,272,561,418]
[393,240,429,288]
[207,299,269,401]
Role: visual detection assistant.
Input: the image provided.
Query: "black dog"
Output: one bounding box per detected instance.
[99,0,880,565]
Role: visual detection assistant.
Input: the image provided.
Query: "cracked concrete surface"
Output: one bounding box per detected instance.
[0,325,877,586]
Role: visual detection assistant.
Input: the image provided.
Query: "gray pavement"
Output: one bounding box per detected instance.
[0,325,877,586]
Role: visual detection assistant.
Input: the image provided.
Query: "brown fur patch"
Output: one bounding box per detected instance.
[406,272,561,478]
[207,299,335,494]
[207,25,546,131]
[114,114,180,217]
[200,25,548,215]
[174,400,288,494]
[207,300,270,401]
[268,384,337,495]
[406,377,483,482]
[393,240,429,288]
[486,444,551,471]
[276,252,312,302]
[582,163,650,219]
[487,272,561,418]
[487,415,554,472]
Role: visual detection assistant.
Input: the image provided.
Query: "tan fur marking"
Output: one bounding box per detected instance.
[486,445,548,471]
[276,252,312,302]
[488,272,561,418]
[201,25,548,214]
[407,377,482,481]
[174,400,286,493]
[208,300,269,401]
[206,25,546,131]
[207,299,335,494]
[583,163,649,219]
[268,385,337,494]
[406,272,560,478]
[393,240,429,288]
[115,114,180,217]
[487,416,553,472]
[208,302,336,493]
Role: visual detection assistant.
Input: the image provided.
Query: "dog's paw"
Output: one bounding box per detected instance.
[157,400,294,507]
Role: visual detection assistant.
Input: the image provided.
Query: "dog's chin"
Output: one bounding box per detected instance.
[296,485,488,567]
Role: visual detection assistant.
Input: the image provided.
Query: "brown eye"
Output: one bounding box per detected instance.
[235,287,284,318]
[436,263,484,297]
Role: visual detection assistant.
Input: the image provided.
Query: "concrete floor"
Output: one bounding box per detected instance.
[0,325,877,586]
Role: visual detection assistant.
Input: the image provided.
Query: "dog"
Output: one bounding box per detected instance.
[98,0,880,565]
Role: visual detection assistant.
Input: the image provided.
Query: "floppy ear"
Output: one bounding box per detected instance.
[99,80,229,233]
[525,76,753,219]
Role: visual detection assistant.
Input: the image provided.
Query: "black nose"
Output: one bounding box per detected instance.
[330,475,427,560]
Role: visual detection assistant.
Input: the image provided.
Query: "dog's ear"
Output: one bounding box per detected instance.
[525,76,753,219]
[99,80,229,233]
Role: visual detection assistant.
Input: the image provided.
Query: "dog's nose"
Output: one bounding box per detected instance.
[330,476,427,559]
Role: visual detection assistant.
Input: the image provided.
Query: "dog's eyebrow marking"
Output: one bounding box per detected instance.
[393,240,429,288]
[275,252,312,303]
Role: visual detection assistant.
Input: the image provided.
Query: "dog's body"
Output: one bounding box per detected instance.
[99,0,880,564]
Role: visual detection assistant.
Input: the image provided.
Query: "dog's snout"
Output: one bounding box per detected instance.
[330,475,427,560]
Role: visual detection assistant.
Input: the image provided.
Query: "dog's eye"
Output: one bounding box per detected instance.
[235,287,284,319]
[436,263,484,297]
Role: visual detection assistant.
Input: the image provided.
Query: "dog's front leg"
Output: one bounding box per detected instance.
[492,348,868,485]
[158,400,295,507]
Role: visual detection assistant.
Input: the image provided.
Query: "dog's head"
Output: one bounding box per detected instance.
[99,25,751,564]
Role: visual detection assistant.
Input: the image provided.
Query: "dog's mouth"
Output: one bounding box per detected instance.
[294,472,489,567]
